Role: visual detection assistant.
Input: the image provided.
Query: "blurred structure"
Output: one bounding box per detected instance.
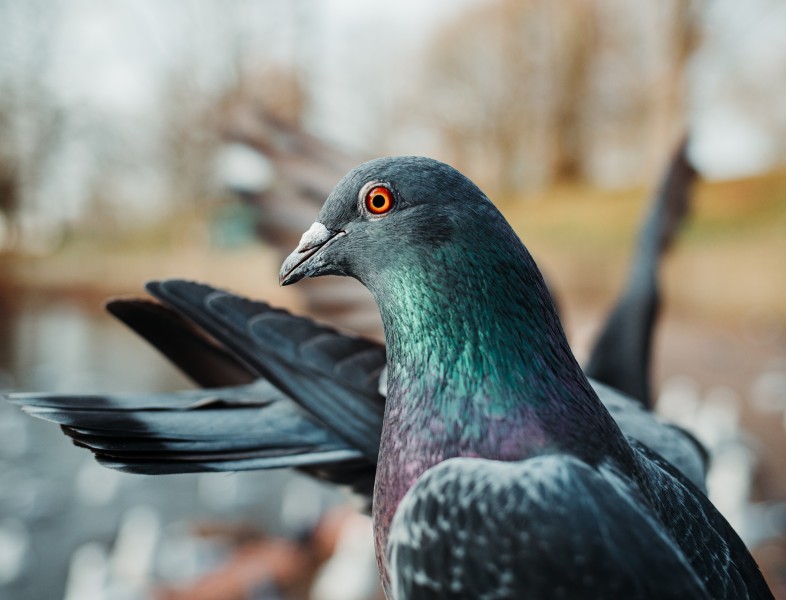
[217,98,382,337]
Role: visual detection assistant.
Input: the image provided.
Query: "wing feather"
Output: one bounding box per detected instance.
[388,455,711,600]
[145,279,385,460]
[8,382,367,477]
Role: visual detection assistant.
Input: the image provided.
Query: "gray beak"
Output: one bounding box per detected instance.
[279,222,346,286]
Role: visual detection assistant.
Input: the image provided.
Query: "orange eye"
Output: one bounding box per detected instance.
[365,186,394,215]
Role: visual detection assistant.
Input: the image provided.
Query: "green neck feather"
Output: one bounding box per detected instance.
[370,214,586,412]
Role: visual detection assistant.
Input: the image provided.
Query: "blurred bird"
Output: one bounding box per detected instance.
[8,147,773,597]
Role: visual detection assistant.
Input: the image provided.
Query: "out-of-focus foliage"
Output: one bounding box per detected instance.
[0,1,67,247]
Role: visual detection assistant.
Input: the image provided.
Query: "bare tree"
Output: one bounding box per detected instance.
[402,0,702,192]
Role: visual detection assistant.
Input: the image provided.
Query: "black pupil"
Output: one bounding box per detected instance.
[372,194,386,209]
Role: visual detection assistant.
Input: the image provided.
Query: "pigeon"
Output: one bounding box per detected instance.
[6,144,706,495]
[7,150,765,596]
[4,143,707,492]
[276,156,771,598]
[7,278,702,499]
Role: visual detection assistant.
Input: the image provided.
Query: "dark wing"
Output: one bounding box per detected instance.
[585,137,696,409]
[105,298,257,388]
[590,379,707,489]
[8,381,363,474]
[8,283,385,499]
[631,441,774,600]
[145,279,385,460]
[387,455,711,600]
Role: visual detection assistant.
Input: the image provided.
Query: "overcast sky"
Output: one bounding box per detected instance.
[45,0,786,171]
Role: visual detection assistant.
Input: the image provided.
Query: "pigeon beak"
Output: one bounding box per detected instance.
[279,222,346,286]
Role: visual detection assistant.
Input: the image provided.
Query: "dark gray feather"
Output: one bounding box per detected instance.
[388,455,711,599]
[105,298,257,388]
[145,279,385,460]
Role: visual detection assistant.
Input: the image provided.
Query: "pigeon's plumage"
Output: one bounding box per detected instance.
[388,455,710,599]
[11,281,383,497]
[278,156,771,598]
[6,151,770,598]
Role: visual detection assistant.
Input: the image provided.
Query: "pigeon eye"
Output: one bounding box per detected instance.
[365,186,394,215]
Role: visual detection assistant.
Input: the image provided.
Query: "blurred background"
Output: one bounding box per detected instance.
[0,0,784,598]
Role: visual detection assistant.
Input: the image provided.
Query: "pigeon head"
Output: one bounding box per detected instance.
[279,156,501,290]
[279,155,570,386]
[279,155,589,413]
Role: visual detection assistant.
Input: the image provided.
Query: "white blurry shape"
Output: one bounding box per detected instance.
[689,0,786,179]
[310,514,378,600]
[690,107,780,178]
[752,370,786,413]
[707,443,757,540]
[693,386,740,449]
[75,458,121,506]
[198,472,239,510]
[743,502,786,550]
[63,543,108,600]
[0,519,30,585]
[691,386,762,544]
[215,143,276,195]
[378,366,388,397]
[107,505,161,595]
[656,375,701,429]
[281,477,326,535]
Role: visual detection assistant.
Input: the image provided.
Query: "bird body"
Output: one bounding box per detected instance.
[359,185,632,580]
[280,156,772,598]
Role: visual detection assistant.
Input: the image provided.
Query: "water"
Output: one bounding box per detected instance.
[0,293,338,600]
